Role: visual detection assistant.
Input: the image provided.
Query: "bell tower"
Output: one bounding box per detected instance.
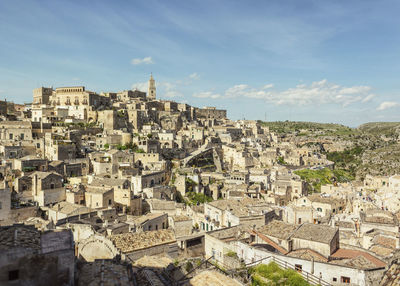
[148,73,156,99]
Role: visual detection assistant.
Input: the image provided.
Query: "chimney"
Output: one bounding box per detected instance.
[14,229,18,246]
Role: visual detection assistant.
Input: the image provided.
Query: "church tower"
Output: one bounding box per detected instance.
[148,73,156,99]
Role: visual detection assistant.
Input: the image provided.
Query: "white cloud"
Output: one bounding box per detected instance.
[131,82,147,92]
[263,84,274,89]
[361,93,376,103]
[189,72,200,80]
[193,91,221,99]
[377,101,400,111]
[197,79,376,107]
[159,82,183,98]
[131,56,153,65]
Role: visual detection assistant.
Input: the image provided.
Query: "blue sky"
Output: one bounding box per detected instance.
[1,0,400,126]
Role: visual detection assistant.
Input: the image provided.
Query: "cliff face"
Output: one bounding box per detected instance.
[380,255,400,286]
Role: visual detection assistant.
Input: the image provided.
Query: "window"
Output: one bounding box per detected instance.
[298,218,302,224]
[156,225,158,230]
[341,277,350,283]
[9,134,13,140]
[8,270,19,281]
[0,202,2,209]
[317,207,322,212]
[20,134,24,140]
[108,199,112,205]
[295,264,302,272]
[148,225,152,231]
[333,278,337,282]
[50,183,55,189]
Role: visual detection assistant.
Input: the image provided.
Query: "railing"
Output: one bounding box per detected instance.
[177,256,214,282]
[244,255,331,286]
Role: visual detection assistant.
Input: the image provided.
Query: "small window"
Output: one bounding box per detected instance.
[333,278,337,282]
[9,270,19,281]
[341,277,350,283]
[295,264,302,273]
[50,183,55,189]
[108,199,112,205]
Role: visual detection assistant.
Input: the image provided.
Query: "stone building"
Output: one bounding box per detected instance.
[127,212,168,232]
[147,74,156,100]
[205,225,386,286]
[0,121,32,142]
[196,107,227,120]
[33,87,53,105]
[0,183,11,224]
[31,171,65,206]
[0,225,75,285]
[85,186,114,209]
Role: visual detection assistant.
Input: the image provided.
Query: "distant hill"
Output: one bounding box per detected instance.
[357,122,400,136]
[258,120,355,135]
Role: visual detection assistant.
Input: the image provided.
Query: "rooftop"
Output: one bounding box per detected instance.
[50,201,90,215]
[292,223,338,244]
[331,248,386,269]
[256,220,297,240]
[0,225,40,250]
[111,229,176,253]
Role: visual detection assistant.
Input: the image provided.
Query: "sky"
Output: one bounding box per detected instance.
[0,0,400,127]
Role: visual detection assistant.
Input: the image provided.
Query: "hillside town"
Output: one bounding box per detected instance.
[1,75,400,286]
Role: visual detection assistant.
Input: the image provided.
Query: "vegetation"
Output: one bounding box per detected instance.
[22,166,37,172]
[103,143,109,149]
[225,250,238,258]
[326,146,363,177]
[358,122,400,136]
[258,120,356,137]
[250,262,311,286]
[185,261,193,272]
[115,142,145,153]
[173,259,179,267]
[186,192,213,205]
[294,168,354,192]
[277,156,287,165]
